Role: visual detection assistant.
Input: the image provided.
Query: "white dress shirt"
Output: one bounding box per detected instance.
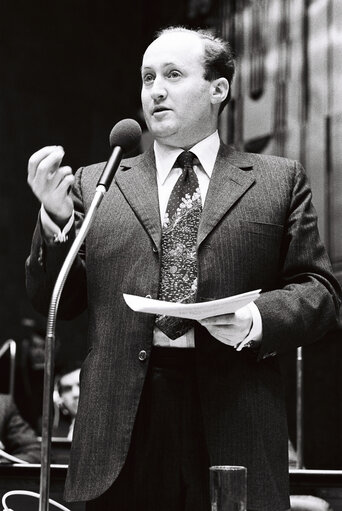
[41,130,262,349]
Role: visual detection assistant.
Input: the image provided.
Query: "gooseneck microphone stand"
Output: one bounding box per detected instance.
[39,183,107,511]
[38,118,141,511]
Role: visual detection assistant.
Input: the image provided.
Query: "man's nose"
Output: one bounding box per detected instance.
[150,78,167,101]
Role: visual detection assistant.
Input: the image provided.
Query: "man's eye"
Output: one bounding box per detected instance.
[168,70,181,79]
[143,74,154,84]
[60,385,72,393]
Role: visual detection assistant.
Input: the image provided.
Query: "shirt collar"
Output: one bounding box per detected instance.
[154,131,220,185]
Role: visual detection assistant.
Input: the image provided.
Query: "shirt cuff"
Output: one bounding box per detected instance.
[40,205,74,243]
[235,301,262,351]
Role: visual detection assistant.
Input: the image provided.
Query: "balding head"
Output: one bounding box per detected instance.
[156,27,235,109]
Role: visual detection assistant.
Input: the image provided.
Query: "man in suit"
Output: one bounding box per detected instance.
[53,367,80,440]
[26,27,341,511]
[0,394,41,464]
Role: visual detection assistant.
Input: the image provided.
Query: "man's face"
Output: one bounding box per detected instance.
[59,369,80,418]
[141,32,216,148]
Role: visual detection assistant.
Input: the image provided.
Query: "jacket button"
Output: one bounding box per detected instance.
[152,246,158,253]
[138,350,147,361]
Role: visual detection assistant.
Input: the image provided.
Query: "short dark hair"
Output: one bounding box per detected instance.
[156,26,235,113]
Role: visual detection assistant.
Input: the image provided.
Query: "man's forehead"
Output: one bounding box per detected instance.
[142,32,204,67]
[60,369,80,385]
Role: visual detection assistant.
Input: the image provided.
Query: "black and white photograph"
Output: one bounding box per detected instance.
[1,1,342,510]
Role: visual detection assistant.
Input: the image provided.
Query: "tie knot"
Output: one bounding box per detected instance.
[176,151,195,170]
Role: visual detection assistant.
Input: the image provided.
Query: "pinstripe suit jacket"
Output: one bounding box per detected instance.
[26,143,341,510]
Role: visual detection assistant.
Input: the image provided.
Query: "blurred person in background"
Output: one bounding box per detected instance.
[53,367,80,440]
[0,393,41,464]
[14,318,46,434]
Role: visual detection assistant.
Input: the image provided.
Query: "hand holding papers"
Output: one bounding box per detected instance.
[123,289,261,321]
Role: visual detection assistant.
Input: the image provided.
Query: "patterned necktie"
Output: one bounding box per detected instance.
[155,151,202,339]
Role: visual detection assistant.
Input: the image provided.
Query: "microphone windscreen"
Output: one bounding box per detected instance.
[109,119,142,153]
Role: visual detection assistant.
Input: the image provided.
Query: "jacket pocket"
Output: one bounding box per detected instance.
[241,220,284,239]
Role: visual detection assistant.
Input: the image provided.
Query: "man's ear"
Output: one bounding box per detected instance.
[210,77,229,106]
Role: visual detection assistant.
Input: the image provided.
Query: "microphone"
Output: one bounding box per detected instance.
[97,118,142,190]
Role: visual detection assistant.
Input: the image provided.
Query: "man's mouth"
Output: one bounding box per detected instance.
[152,106,170,115]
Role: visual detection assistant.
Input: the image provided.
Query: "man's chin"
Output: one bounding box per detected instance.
[150,126,179,142]
[149,120,171,131]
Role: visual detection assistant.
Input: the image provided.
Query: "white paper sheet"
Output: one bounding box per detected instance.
[123,289,261,320]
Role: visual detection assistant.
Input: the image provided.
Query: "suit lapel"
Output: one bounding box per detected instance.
[114,143,255,251]
[198,144,256,247]
[115,146,162,251]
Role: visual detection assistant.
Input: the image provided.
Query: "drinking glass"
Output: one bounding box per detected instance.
[210,465,247,511]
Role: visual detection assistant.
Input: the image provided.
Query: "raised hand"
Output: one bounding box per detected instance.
[27,146,75,227]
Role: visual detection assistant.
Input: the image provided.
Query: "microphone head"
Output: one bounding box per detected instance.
[109,119,142,154]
